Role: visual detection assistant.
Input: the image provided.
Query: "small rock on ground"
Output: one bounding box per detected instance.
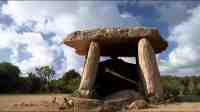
[128,99,148,110]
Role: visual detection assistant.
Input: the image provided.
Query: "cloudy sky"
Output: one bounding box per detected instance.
[0,1,200,77]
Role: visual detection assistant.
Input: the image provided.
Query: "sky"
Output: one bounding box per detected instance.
[0,1,200,77]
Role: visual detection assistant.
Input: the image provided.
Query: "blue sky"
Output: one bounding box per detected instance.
[0,1,200,76]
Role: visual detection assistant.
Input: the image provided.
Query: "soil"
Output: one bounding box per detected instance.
[1,94,200,112]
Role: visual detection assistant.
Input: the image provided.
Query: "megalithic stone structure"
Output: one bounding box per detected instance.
[138,38,163,97]
[64,27,168,98]
[78,42,100,97]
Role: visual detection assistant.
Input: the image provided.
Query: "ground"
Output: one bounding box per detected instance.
[1,94,200,112]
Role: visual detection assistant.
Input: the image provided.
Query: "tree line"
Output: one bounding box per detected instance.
[0,62,80,94]
[1,62,200,96]
[161,75,200,96]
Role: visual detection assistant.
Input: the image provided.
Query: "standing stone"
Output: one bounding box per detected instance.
[138,38,163,98]
[136,55,146,96]
[79,41,100,97]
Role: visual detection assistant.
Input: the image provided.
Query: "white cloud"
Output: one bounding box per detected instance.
[2,1,79,25]
[63,46,84,72]
[1,1,140,74]
[0,28,56,72]
[120,12,133,18]
[157,2,190,27]
[160,5,200,74]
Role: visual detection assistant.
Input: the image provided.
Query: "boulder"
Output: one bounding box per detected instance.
[64,27,167,57]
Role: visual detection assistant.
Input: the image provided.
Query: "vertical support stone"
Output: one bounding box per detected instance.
[136,55,146,96]
[79,41,100,97]
[138,38,163,98]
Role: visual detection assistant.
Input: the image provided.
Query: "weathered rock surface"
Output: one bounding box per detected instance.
[79,42,100,97]
[138,38,163,97]
[64,27,167,56]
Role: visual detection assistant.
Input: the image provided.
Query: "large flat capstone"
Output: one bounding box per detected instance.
[64,27,168,57]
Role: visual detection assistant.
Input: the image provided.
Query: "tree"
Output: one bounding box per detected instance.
[16,77,32,93]
[62,69,81,93]
[180,77,189,95]
[188,77,197,95]
[35,66,55,92]
[36,66,55,82]
[161,76,180,96]
[0,62,20,93]
[28,72,43,93]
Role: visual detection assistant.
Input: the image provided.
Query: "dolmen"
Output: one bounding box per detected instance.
[64,27,168,99]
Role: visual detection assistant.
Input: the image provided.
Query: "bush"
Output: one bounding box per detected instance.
[0,62,20,93]
[61,70,81,93]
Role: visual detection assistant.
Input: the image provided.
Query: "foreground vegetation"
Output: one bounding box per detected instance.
[1,62,200,97]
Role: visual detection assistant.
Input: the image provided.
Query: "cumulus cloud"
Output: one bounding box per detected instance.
[156,2,191,27]
[160,5,200,74]
[0,27,56,72]
[0,1,140,75]
[2,1,78,25]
